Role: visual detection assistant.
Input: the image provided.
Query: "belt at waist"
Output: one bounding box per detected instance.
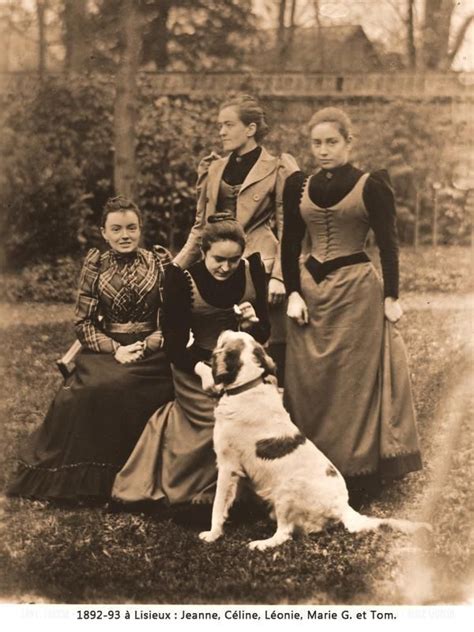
[104,321,155,334]
[304,252,370,284]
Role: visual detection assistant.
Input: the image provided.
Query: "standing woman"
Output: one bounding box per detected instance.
[282,108,422,503]
[174,94,298,384]
[7,196,174,501]
[112,214,271,506]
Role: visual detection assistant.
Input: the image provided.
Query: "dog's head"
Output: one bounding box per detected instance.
[211,330,276,388]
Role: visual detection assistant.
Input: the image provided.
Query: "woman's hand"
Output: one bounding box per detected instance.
[384,297,403,323]
[268,278,286,306]
[195,361,220,395]
[237,301,259,330]
[114,342,144,364]
[287,292,309,326]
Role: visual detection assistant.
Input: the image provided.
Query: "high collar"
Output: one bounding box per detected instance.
[109,249,139,264]
[229,145,262,166]
[318,162,353,178]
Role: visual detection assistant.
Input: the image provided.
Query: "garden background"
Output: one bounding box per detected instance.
[0,0,473,606]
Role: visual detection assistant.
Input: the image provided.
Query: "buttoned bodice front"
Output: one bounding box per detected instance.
[299,173,370,262]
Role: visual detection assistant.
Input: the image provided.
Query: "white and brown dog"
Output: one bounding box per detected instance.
[199,330,430,551]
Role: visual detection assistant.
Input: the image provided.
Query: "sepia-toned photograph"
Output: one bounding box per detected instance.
[0,0,472,614]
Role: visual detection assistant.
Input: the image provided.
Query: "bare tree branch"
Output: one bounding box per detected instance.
[447,13,474,65]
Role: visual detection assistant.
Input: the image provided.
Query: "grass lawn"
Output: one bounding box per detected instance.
[0,248,472,604]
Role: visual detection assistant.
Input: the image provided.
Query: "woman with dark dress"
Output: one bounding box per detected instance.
[7,196,174,501]
[174,94,298,385]
[281,108,422,504]
[112,214,270,506]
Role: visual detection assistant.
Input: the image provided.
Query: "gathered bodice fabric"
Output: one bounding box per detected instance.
[187,259,256,353]
[217,180,241,216]
[300,173,370,261]
[75,246,171,353]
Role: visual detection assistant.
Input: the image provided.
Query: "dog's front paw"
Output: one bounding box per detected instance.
[199,530,222,543]
[248,539,272,551]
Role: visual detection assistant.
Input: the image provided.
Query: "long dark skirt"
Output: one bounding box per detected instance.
[7,346,174,500]
[284,261,422,480]
[112,365,217,505]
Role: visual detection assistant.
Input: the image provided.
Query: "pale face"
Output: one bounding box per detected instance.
[203,239,243,281]
[101,210,141,253]
[310,122,351,170]
[217,106,257,155]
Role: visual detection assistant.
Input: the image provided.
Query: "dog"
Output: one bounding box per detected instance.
[199,330,431,550]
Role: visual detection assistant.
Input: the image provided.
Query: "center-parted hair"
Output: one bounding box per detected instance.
[219,94,270,143]
[101,195,143,227]
[308,107,352,141]
[201,212,246,253]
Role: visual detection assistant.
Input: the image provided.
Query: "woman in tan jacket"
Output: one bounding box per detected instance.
[174,94,298,383]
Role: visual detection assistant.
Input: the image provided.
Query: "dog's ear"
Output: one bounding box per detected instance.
[212,340,245,385]
[252,344,276,377]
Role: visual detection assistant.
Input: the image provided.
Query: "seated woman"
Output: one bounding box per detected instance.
[112,213,270,506]
[7,196,174,502]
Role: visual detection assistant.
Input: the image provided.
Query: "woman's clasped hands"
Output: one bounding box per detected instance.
[114,341,145,364]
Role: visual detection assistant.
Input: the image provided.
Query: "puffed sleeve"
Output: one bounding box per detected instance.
[161,264,201,373]
[281,171,306,296]
[143,245,173,353]
[363,170,399,298]
[173,152,221,270]
[246,252,271,344]
[271,152,300,281]
[74,249,118,353]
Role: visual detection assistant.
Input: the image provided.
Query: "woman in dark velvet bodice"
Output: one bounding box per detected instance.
[112,213,270,507]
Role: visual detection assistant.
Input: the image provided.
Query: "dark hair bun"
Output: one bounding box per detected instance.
[208,211,237,224]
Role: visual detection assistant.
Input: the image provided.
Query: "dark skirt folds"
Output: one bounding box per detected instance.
[7,347,174,500]
[284,261,422,479]
[112,365,217,505]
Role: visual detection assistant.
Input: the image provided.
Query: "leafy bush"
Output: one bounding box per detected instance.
[0,257,81,303]
[0,77,471,272]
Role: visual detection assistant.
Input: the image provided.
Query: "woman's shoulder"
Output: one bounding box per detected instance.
[278,152,300,175]
[150,244,173,266]
[246,253,266,283]
[82,247,107,271]
[364,169,395,199]
[197,151,223,178]
[246,251,264,269]
[283,170,307,195]
[366,169,393,189]
[164,262,192,287]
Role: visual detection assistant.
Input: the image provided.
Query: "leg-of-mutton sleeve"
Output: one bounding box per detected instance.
[281,171,306,296]
[173,152,221,270]
[161,263,199,373]
[246,252,271,345]
[271,152,300,282]
[363,170,400,299]
[74,248,119,353]
[143,245,173,353]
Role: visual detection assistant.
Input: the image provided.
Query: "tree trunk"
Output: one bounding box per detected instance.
[145,0,172,70]
[114,0,144,199]
[36,0,47,79]
[313,0,325,71]
[414,190,420,249]
[64,0,89,73]
[407,0,417,69]
[277,0,288,63]
[422,0,454,69]
[286,0,297,49]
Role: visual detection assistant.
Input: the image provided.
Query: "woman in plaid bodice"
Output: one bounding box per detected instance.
[7,197,174,502]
